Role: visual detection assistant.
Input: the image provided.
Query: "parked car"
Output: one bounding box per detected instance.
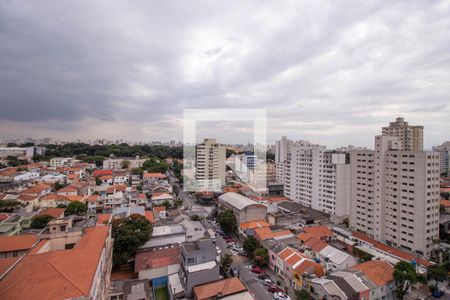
[224,237,235,243]
[273,292,290,300]
[232,245,243,252]
[258,273,270,280]
[251,266,266,274]
[263,278,274,286]
[268,285,284,293]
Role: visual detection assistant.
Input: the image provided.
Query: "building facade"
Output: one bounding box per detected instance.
[275,138,351,217]
[381,117,423,151]
[350,132,440,258]
[433,141,450,175]
[195,138,226,190]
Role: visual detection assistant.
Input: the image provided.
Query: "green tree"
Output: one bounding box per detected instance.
[243,236,257,257]
[295,289,310,300]
[143,158,169,173]
[95,177,102,186]
[217,209,237,234]
[120,159,131,169]
[65,201,87,215]
[162,200,171,209]
[132,168,143,176]
[54,182,67,191]
[393,261,426,300]
[175,199,183,207]
[56,203,67,208]
[31,215,54,229]
[427,264,447,290]
[253,247,269,267]
[112,214,152,266]
[220,254,233,275]
[191,215,200,221]
[0,200,22,212]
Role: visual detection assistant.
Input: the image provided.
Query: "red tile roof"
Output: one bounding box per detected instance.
[239,220,271,230]
[301,225,333,240]
[0,213,11,222]
[135,246,180,272]
[143,172,167,179]
[37,208,65,219]
[145,211,155,224]
[17,194,39,202]
[93,169,113,177]
[254,227,292,241]
[293,259,324,278]
[441,199,450,207]
[20,183,51,195]
[303,237,328,252]
[0,226,110,300]
[352,231,432,267]
[0,257,19,276]
[153,206,166,213]
[0,235,38,253]
[97,214,112,225]
[351,260,394,286]
[57,185,79,193]
[193,277,247,300]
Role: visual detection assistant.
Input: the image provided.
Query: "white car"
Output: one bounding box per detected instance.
[263,278,274,286]
[273,292,290,300]
[232,245,242,250]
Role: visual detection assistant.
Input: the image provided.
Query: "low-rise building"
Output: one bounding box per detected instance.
[0,225,113,300]
[193,277,252,300]
[0,234,38,259]
[218,192,267,224]
[135,245,181,281]
[179,239,220,297]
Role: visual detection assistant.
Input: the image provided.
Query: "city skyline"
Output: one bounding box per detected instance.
[0,1,449,148]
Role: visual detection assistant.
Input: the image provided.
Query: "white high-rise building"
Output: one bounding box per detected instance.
[275,138,351,216]
[195,138,226,190]
[433,141,450,175]
[350,132,440,258]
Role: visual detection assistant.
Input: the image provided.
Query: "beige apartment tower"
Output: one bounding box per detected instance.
[195,138,226,190]
[350,133,440,258]
[382,117,424,151]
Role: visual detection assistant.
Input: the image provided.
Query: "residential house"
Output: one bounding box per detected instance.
[140,224,186,249]
[56,184,79,196]
[297,225,334,243]
[151,192,175,207]
[0,225,113,300]
[254,226,294,241]
[193,277,252,300]
[0,235,38,259]
[181,220,206,242]
[135,245,181,281]
[179,239,220,297]
[153,206,167,220]
[351,260,395,300]
[238,220,271,238]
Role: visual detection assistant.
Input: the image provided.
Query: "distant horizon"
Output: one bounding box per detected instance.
[1,2,449,150]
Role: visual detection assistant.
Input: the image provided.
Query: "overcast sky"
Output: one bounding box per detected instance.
[0,0,449,149]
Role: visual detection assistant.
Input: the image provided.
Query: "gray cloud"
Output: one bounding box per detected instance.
[0,0,449,148]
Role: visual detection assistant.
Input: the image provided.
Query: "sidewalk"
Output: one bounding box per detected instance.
[263,266,297,300]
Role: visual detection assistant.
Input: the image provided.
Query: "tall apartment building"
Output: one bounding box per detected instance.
[275,138,351,216]
[350,133,440,258]
[275,136,293,184]
[433,141,450,175]
[382,117,423,151]
[195,138,226,190]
